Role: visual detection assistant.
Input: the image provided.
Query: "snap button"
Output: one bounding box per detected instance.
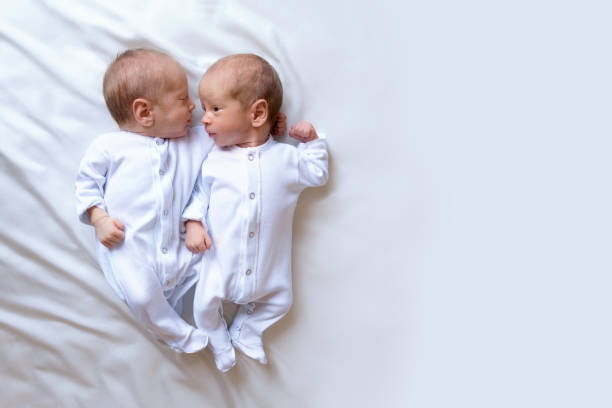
[248,153,254,161]
[249,232,255,238]
[245,269,252,275]
[161,247,168,254]
[249,193,255,199]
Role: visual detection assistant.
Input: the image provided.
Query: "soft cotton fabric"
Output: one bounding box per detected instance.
[75,126,214,353]
[183,134,328,364]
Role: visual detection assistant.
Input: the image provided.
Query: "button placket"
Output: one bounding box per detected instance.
[157,139,172,272]
[150,136,172,284]
[248,151,256,200]
[243,149,260,295]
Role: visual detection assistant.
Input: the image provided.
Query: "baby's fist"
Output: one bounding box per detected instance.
[271,112,287,136]
[185,220,212,253]
[289,121,318,143]
[94,217,125,248]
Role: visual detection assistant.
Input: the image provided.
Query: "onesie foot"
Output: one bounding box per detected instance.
[211,344,236,372]
[180,329,208,354]
[231,338,267,364]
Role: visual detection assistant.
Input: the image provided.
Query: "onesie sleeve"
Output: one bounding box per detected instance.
[75,138,110,225]
[297,134,329,187]
[182,166,212,229]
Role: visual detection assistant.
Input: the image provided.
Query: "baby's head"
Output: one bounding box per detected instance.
[199,54,283,147]
[103,48,195,139]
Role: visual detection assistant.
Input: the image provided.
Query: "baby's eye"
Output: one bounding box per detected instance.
[213,106,220,112]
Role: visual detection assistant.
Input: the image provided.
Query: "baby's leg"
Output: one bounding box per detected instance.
[193,277,235,372]
[109,255,207,353]
[229,290,292,364]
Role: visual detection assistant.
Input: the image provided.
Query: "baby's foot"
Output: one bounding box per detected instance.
[177,329,208,354]
[211,344,236,372]
[231,338,267,364]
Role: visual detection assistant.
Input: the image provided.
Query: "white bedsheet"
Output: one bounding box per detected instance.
[1,0,610,407]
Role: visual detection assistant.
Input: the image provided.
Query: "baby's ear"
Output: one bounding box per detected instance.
[132,98,154,127]
[250,99,269,128]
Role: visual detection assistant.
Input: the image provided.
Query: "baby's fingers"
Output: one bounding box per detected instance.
[102,237,117,248]
[186,240,204,253]
[113,218,125,230]
[289,123,310,139]
[113,229,125,241]
[104,234,124,248]
[203,235,212,250]
[106,230,124,247]
[288,126,301,139]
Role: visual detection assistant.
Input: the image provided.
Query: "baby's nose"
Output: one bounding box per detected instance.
[202,110,213,123]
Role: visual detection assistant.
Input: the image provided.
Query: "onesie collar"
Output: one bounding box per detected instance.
[227,135,276,153]
[247,135,275,151]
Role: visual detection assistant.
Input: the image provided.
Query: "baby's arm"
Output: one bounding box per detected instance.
[290,121,329,187]
[75,139,125,248]
[87,206,125,248]
[182,169,213,253]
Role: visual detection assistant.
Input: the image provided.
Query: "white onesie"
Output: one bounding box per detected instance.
[182,135,328,364]
[75,126,214,353]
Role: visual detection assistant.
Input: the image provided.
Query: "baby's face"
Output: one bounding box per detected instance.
[150,62,195,139]
[198,73,251,147]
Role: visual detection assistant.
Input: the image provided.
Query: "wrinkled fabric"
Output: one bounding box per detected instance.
[0,0,417,406]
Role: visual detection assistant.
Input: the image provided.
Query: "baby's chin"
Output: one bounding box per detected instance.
[166,126,190,139]
[213,138,233,148]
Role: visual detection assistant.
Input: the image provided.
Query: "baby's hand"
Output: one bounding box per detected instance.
[185,220,212,253]
[289,120,318,143]
[271,112,287,136]
[93,216,125,248]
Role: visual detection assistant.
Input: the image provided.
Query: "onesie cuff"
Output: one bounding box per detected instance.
[300,132,326,147]
[77,200,107,225]
[181,209,209,230]
[181,206,203,222]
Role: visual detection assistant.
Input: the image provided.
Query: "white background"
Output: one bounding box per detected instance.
[0,0,610,407]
